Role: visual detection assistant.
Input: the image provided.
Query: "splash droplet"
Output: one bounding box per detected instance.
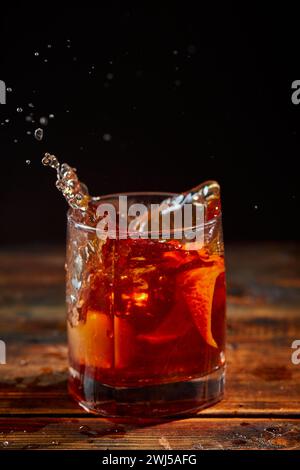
[34,128,43,141]
[187,44,197,55]
[103,133,112,142]
[42,153,58,168]
[39,116,48,126]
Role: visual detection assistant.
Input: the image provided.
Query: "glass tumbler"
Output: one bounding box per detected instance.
[66,190,226,417]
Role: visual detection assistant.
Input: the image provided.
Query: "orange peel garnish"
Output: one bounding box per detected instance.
[178,255,224,348]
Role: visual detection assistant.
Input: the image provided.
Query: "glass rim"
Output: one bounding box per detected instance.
[67,191,222,235]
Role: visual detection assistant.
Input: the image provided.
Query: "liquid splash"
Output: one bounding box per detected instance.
[42,153,90,210]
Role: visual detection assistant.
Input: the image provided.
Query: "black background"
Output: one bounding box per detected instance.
[0,5,299,244]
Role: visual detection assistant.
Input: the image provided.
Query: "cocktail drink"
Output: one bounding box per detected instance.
[43,154,226,417]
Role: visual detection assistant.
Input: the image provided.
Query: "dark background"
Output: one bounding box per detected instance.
[0,5,299,244]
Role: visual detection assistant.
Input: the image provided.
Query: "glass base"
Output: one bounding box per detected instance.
[69,366,225,418]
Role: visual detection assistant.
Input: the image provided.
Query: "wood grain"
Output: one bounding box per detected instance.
[0,418,300,450]
[0,243,300,449]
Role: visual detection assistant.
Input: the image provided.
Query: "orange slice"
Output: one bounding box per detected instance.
[68,309,113,369]
[178,256,224,348]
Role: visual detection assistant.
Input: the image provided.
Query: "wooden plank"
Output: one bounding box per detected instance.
[1,418,300,450]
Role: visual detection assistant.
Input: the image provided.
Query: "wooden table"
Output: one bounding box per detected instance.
[0,243,300,450]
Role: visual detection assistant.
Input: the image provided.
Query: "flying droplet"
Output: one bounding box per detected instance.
[5,119,9,123]
[13,139,18,143]
[39,116,48,126]
[2,441,9,447]
[49,114,55,119]
[28,103,34,108]
[34,128,43,141]
[254,204,258,210]
[106,73,114,80]
[26,160,31,165]
[47,44,52,48]
[187,44,197,55]
[17,107,23,113]
[34,52,39,56]
[7,87,12,92]
[26,131,31,135]
[103,133,112,142]
[173,50,178,55]
[44,59,48,63]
